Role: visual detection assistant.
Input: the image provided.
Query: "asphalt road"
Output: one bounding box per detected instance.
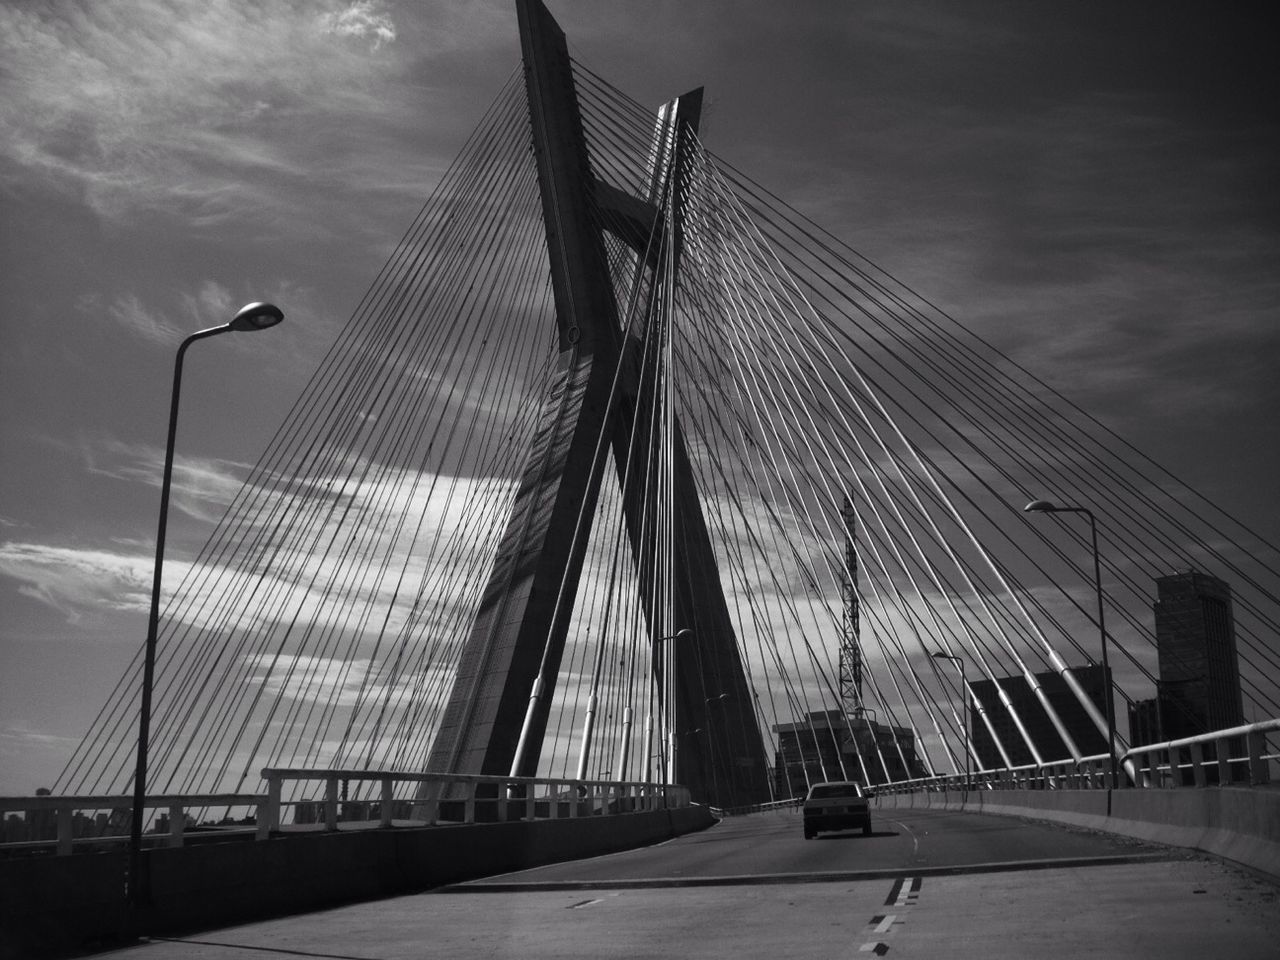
[99,807,1280,960]
[465,805,1167,886]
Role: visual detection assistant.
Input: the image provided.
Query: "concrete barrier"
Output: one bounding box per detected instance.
[0,805,715,959]
[873,786,1280,879]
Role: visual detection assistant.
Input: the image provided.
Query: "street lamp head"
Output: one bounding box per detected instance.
[228,301,285,332]
[1024,499,1058,513]
[656,628,694,643]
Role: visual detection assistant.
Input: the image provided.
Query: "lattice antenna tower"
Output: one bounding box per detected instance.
[839,492,863,712]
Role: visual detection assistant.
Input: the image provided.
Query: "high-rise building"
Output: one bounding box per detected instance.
[1152,570,1243,739]
[969,665,1111,768]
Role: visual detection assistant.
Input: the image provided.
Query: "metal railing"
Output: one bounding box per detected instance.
[866,718,1278,797]
[711,797,803,817]
[0,793,267,856]
[258,769,688,832]
[0,771,688,856]
[1122,718,1279,788]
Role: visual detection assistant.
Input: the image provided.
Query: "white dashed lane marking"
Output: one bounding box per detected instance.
[856,876,921,956]
[887,875,921,906]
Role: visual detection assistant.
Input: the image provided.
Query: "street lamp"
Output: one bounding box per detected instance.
[128,302,284,909]
[1024,498,1120,789]
[654,628,693,786]
[931,651,969,791]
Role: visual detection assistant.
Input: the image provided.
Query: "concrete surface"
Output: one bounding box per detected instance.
[92,852,1278,959]
[467,804,1169,885]
[72,806,1280,960]
[873,785,1280,879]
[0,806,714,959]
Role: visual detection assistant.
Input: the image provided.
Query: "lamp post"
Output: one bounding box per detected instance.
[931,651,969,790]
[1024,498,1120,789]
[654,628,693,785]
[128,302,284,909]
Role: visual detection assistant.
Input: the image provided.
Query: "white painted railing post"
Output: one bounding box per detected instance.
[1189,743,1206,787]
[263,773,282,835]
[464,781,476,824]
[380,776,394,828]
[417,778,440,826]
[324,777,339,831]
[1216,737,1232,785]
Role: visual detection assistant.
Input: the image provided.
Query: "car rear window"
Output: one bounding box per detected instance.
[808,783,862,799]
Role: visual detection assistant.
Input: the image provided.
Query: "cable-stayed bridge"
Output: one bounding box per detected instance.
[3,0,1278,952]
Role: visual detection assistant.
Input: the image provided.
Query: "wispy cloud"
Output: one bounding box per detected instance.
[100,280,250,344]
[0,727,81,749]
[79,436,251,523]
[0,0,418,229]
[0,541,161,622]
[106,294,185,346]
[319,1,397,50]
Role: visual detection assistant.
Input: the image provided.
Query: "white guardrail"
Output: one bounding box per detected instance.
[6,721,1273,844]
[0,793,268,856]
[865,717,1279,797]
[0,771,690,857]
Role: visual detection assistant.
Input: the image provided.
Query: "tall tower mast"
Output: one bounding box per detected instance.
[839,493,863,712]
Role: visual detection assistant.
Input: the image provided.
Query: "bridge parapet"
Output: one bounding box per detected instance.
[0,792,266,857]
[1122,718,1276,788]
[0,772,687,859]
[871,718,1278,796]
[259,768,688,832]
[865,719,1280,880]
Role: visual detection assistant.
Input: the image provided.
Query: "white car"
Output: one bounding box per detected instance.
[802,781,871,838]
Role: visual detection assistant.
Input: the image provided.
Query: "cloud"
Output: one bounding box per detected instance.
[0,0,415,229]
[318,1,396,50]
[80,436,251,524]
[103,279,256,345]
[106,294,185,346]
[0,541,162,622]
[0,727,81,749]
[241,653,450,713]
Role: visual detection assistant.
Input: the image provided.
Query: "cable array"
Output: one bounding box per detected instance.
[57,58,1279,807]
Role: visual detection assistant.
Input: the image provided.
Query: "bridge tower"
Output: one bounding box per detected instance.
[424,0,771,807]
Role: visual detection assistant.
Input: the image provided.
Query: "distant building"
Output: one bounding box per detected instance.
[23,787,56,842]
[1153,570,1243,739]
[772,708,925,798]
[969,665,1111,768]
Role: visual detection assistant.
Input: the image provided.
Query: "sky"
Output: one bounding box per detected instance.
[1,0,1277,795]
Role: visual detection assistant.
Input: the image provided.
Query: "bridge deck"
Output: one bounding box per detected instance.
[93,808,1278,959]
